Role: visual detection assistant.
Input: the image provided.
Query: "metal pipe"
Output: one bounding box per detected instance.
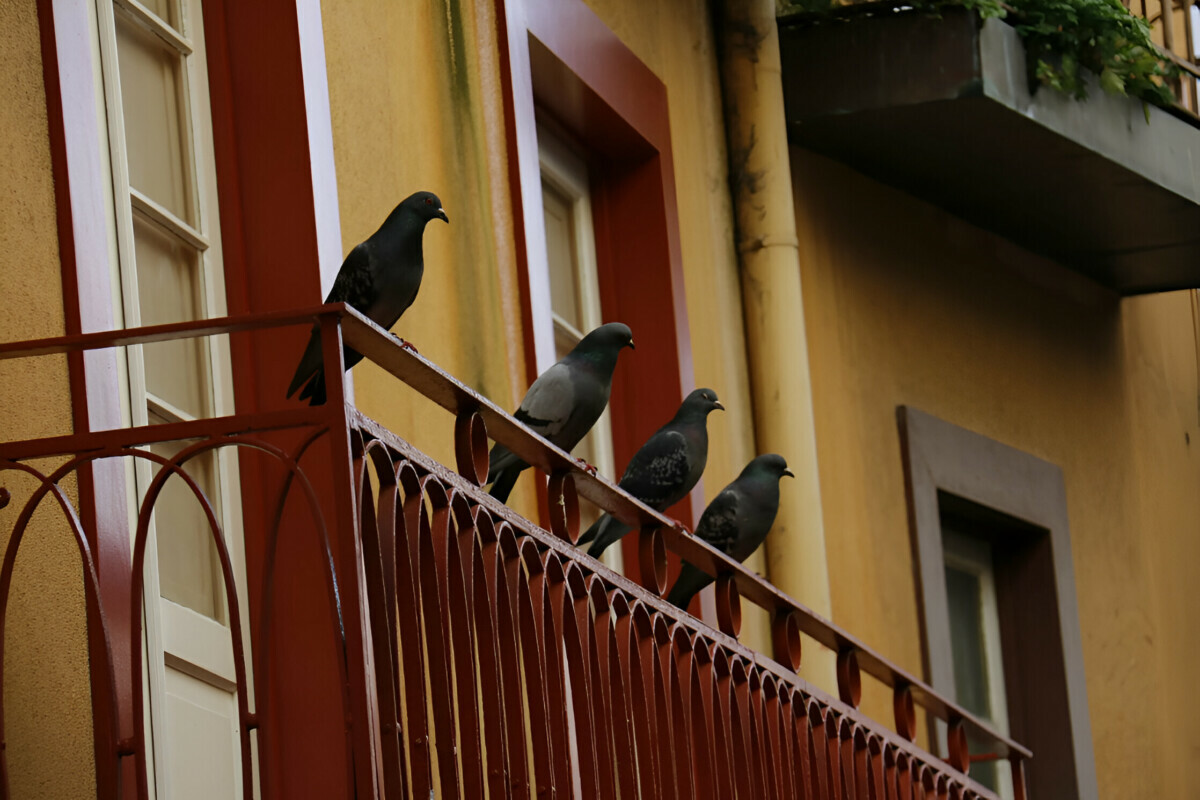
[714,0,835,686]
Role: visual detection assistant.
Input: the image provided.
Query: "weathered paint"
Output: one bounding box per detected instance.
[576,0,771,649]
[0,1,95,798]
[322,0,535,512]
[793,146,1200,798]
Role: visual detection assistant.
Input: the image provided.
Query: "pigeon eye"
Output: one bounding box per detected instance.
[424,197,433,206]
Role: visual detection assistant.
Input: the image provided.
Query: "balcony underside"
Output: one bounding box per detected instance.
[779,8,1200,295]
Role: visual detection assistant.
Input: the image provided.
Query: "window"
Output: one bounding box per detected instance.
[537,121,618,559]
[502,0,699,585]
[942,523,1013,797]
[899,407,1098,799]
[94,0,249,795]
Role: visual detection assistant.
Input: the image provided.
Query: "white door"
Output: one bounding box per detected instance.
[92,0,252,796]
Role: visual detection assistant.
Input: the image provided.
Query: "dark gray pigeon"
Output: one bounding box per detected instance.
[287,190,448,405]
[667,454,794,609]
[579,388,724,558]
[487,323,635,503]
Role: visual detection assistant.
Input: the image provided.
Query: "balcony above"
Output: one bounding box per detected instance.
[778,6,1200,295]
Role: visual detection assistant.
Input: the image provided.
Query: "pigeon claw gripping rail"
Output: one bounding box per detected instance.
[0,305,1029,800]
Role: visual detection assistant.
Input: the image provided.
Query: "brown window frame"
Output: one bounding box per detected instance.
[897,405,1098,798]
[498,0,700,581]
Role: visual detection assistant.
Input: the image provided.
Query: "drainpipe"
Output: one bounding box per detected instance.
[715,0,835,686]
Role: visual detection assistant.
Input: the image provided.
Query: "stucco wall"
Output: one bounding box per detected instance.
[792,146,1200,798]
[0,2,96,798]
[322,0,542,512]
[579,0,760,570]
[322,0,766,635]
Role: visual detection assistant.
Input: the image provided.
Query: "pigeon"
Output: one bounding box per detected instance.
[487,323,636,503]
[287,190,448,405]
[579,388,725,558]
[667,454,794,609]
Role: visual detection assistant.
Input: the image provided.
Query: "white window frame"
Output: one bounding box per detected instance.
[536,120,621,572]
[91,0,252,796]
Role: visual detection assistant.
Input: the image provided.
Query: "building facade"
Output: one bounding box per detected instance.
[1,0,1197,797]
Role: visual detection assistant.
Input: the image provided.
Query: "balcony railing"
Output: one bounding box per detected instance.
[1134,0,1200,115]
[0,305,1031,799]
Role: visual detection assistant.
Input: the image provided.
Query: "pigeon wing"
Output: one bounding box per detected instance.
[694,487,741,555]
[514,362,577,443]
[325,243,376,310]
[618,429,691,509]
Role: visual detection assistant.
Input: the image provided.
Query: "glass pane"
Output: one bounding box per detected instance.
[542,181,581,329]
[131,0,181,31]
[554,323,579,362]
[945,564,1001,791]
[134,217,211,417]
[116,15,193,222]
[150,417,224,622]
[945,565,990,717]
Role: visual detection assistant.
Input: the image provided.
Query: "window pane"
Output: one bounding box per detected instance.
[945,565,991,717]
[116,15,193,222]
[150,420,223,622]
[135,0,181,32]
[134,217,211,417]
[554,323,579,362]
[946,564,1000,791]
[542,182,581,329]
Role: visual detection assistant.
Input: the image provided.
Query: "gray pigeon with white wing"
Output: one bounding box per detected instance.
[579,388,724,558]
[287,190,448,405]
[487,323,635,503]
[667,454,794,609]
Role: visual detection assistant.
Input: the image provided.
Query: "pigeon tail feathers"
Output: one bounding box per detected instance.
[488,466,521,504]
[586,517,633,559]
[667,562,712,609]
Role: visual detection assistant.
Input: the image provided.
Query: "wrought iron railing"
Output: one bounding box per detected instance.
[1136,0,1200,113]
[0,305,1031,799]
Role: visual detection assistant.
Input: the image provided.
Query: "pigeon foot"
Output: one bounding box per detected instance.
[391,333,419,354]
[574,458,598,476]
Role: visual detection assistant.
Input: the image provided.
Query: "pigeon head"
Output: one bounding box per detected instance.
[400,190,450,224]
[743,454,795,482]
[676,388,725,421]
[571,322,635,364]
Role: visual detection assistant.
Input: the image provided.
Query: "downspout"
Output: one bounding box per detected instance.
[714,0,835,685]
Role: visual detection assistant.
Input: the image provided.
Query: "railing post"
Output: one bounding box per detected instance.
[319,312,383,799]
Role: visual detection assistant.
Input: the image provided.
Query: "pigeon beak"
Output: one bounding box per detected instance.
[436,208,449,223]
[782,468,795,478]
[627,339,636,350]
[713,400,725,411]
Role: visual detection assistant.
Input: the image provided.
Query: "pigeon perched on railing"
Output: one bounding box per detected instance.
[287,190,448,405]
[579,388,724,558]
[667,454,794,610]
[487,323,636,503]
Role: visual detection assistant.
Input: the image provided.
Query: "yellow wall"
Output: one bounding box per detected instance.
[322,0,536,508]
[791,147,1200,797]
[578,0,761,563]
[0,2,96,798]
[323,0,766,642]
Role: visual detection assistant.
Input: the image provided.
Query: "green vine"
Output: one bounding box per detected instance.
[780,0,1179,110]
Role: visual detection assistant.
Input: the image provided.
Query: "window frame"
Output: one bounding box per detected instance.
[898,405,1098,798]
[499,0,701,582]
[38,0,347,794]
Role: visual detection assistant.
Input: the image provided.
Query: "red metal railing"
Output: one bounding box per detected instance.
[0,305,1031,799]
